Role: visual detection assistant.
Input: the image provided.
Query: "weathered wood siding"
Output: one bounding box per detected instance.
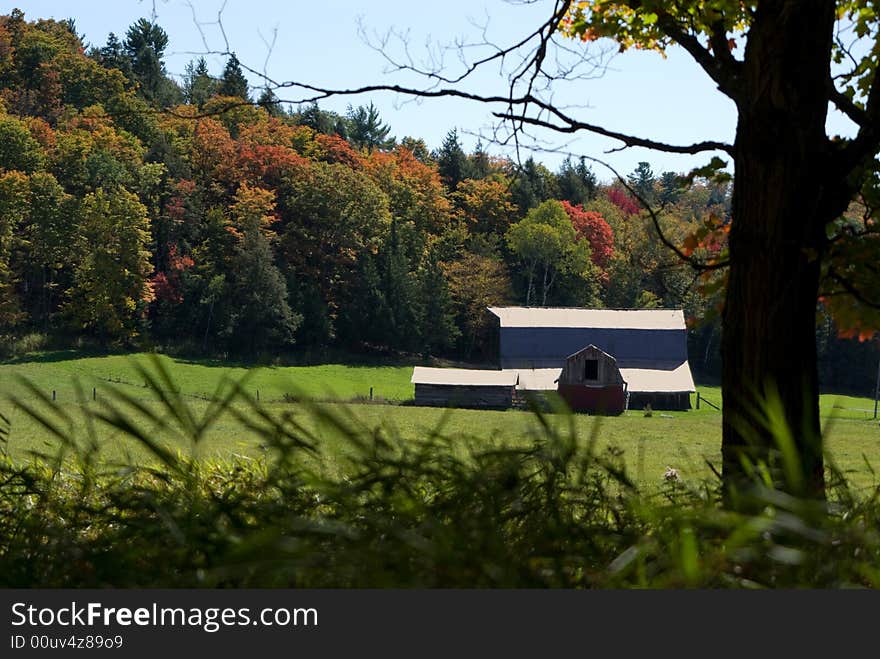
[628,392,691,411]
[558,345,623,386]
[557,345,626,415]
[414,383,514,409]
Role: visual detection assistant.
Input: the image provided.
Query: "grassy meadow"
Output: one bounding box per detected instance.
[1,351,877,492]
[1,350,879,588]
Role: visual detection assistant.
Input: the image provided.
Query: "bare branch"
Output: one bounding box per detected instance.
[491,109,733,156]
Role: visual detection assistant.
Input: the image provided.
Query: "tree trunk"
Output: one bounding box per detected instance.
[541,264,549,306]
[721,2,848,500]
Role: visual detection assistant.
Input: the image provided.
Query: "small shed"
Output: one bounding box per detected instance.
[556,345,626,415]
[411,367,518,409]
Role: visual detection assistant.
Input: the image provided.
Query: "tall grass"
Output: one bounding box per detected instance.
[0,355,878,588]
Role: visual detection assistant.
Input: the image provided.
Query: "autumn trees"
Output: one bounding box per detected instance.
[0,10,738,362]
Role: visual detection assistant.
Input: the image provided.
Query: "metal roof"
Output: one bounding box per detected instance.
[618,361,696,393]
[504,368,561,391]
[411,367,518,387]
[505,361,695,393]
[565,344,616,361]
[488,307,686,330]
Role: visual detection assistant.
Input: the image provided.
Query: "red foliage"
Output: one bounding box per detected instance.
[26,117,56,149]
[560,200,614,268]
[165,179,197,225]
[150,246,194,305]
[606,186,641,216]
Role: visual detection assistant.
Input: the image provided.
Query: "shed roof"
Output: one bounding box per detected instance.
[488,307,686,330]
[505,368,562,391]
[411,366,518,387]
[618,361,696,393]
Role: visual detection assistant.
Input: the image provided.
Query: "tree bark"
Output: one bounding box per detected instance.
[721,1,849,500]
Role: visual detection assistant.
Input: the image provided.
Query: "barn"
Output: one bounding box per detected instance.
[411,366,518,409]
[556,345,627,415]
[488,307,696,410]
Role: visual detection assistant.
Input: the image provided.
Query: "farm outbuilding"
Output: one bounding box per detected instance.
[411,367,518,409]
[411,307,696,412]
[488,307,689,368]
[488,307,696,410]
[556,345,627,415]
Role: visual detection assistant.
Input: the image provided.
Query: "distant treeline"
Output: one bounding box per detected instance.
[0,10,875,393]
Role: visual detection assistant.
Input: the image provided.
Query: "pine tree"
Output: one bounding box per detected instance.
[435,128,471,191]
[627,162,656,204]
[557,156,597,207]
[123,19,170,103]
[257,88,283,117]
[218,53,250,101]
[183,57,218,107]
[418,249,459,356]
[346,102,394,152]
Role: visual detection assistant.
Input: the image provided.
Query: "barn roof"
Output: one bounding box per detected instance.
[618,362,696,393]
[411,366,518,387]
[488,307,686,330]
[502,362,696,393]
[565,344,616,361]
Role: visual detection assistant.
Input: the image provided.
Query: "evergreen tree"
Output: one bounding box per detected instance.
[223,185,299,353]
[627,161,656,204]
[346,102,394,152]
[296,102,338,135]
[94,33,133,80]
[123,19,171,103]
[557,156,597,206]
[436,128,471,191]
[218,53,250,101]
[470,140,491,179]
[227,228,299,353]
[657,171,683,206]
[380,220,421,350]
[510,157,554,215]
[257,88,284,117]
[418,249,459,356]
[183,57,218,107]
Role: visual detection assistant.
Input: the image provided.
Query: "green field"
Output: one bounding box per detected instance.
[1,351,878,491]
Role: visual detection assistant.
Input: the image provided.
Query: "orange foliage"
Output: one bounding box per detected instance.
[364,146,451,232]
[314,133,363,168]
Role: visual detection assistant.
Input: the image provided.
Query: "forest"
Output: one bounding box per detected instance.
[0,9,875,393]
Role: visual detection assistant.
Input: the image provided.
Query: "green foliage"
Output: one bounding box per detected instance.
[346,102,394,152]
[123,18,165,97]
[0,112,45,172]
[0,359,878,587]
[218,53,249,101]
[506,200,595,306]
[436,128,472,191]
[183,57,218,107]
[64,186,153,342]
[557,156,598,207]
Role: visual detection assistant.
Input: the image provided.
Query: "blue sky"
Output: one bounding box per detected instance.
[13,1,856,180]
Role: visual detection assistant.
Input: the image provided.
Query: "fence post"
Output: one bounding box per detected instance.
[256,389,260,403]
[696,392,700,410]
[52,390,56,401]
[93,387,96,401]
[370,386,373,401]
[873,351,879,420]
